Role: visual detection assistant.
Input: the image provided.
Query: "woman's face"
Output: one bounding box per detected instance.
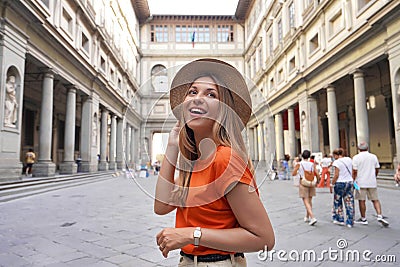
[183,76,220,132]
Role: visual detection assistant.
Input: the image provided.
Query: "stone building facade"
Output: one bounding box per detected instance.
[0,0,146,181]
[1,0,400,182]
[245,0,400,169]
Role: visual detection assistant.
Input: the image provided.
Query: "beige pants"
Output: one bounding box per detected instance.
[178,255,247,267]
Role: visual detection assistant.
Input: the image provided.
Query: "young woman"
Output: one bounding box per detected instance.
[154,59,275,266]
[292,150,320,226]
[331,148,354,227]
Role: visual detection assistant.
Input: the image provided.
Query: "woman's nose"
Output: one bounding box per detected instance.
[192,94,204,104]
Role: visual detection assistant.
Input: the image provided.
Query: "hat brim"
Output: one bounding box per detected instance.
[169,58,252,129]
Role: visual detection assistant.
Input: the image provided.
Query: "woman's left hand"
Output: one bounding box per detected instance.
[156,227,193,258]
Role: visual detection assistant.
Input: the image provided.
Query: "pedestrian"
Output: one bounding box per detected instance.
[154,58,275,266]
[310,155,315,163]
[394,163,400,187]
[291,150,320,226]
[352,141,389,226]
[330,148,354,228]
[25,148,36,177]
[292,156,301,186]
[317,154,332,188]
[154,160,161,175]
[281,154,290,180]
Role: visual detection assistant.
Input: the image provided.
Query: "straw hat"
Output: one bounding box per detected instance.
[169,58,252,128]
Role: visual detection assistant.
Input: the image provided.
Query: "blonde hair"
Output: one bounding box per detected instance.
[170,75,254,206]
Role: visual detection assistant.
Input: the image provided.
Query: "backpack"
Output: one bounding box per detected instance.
[300,164,317,187]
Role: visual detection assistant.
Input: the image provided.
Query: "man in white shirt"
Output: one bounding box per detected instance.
[352,141,389,227]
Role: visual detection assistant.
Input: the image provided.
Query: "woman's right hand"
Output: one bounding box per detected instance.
[168,121,181,148]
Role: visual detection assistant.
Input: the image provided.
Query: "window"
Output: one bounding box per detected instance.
[151,65,168,92]
[61,8,73,36]
[196,25,210,43]
[329,10,343,37]
[100,56,106,72]
[289,56,296,73]
[257,46,263,71]
[289,2,295,29]
[278,68,284,83]
[118,78,122,91]
[110,68,115,83]
[252,56,256,77]
[309,33,319,54]
[277,19,283,44]
[270,78,275,90]
[217,25,234,42]
[81,32,90,54]
[246,60,251,79]
[269,33,273,55]
[40,0,50,9]
[176,25,189,42]
[357,0,373,11]
[151,25,168,42]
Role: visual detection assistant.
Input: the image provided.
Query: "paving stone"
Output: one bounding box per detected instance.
[0,172,398,267]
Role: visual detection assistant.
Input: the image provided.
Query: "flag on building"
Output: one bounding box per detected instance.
[191,31,196,48]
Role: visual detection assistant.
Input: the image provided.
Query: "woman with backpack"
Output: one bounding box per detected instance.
[292,150,320,226]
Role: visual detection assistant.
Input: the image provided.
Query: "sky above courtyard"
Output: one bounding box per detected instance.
[147,0,240,15]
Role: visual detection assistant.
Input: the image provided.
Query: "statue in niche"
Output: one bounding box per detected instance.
[4,75,18,128]
[301,111,308,143]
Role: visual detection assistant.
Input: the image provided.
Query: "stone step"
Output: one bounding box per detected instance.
[0,171,123,203]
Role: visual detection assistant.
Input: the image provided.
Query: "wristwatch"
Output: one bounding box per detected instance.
[193,227,202,247]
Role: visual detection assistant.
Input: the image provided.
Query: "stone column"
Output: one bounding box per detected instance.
[308,96,320,152]
[116,118,124,169]
[275,113,284,163]
[352,69,369,145]
[287,108,296,161]
[258,123,265,163]
[34,69,56,177]
[98,109,109,171]
[265,116,276,170]
[388,41,400,166]
[253,126,259,162]
[80,95,99,172]
[130,127,135,168]
[248,127,255,161]
[327,85,340,153]
[109,115,117,170]
[125,125,131,167]
[60,86,77,174]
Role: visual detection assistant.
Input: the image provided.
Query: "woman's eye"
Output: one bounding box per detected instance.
[188,89,197,95]
[207,93,216,98]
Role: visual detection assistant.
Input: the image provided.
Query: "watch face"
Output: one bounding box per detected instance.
[194,229,201,238]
